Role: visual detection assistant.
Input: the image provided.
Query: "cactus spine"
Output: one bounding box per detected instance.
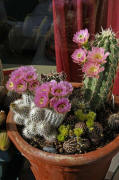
[83,29,119,111]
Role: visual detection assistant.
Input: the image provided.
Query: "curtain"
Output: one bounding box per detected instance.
[107,0,119,95]
[52,0,108,82]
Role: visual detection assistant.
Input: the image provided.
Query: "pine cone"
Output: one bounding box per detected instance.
[107,113,119,130]
[63,138,77,154]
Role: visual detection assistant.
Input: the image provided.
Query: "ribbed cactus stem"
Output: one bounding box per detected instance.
[44,108,65,127]
[36,121,57,142]
[10,99,30,119]
[13,113,24,125]
[83,29,119,111]
[27,107,45,124]
[22,91,34,105]
[23,122,38,139]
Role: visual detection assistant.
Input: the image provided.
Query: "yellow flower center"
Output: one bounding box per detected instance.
[94,53,102,59]
[39,98,44,104]
[32,83,37,87]
[58,104,65,108]
[27,75,32,79]
[17,84,23,89]
[77,53,81,58]
[42,89,47,92]
[79,34,83,39]
[88,66,97,73]
[55,89,62,93]
[9,82,14,88]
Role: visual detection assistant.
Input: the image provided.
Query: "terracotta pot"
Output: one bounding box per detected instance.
[6,83,119,180]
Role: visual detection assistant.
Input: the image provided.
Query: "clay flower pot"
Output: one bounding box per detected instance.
[6,82,119,180]
[6,111,119,180]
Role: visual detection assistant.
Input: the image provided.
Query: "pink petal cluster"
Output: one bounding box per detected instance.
[71,48,87,64]
[72,29,110,79]
[34,81,72,114]
[53,98,71,113]
[34,93,49,108]
[51,83,67,97]
[59,81,73,95]
[82,62,104,78]
[73,29,89,45]
[15,80,27,93]
[87,47,110,64]
[28,80,40,92]
[6,66,38,93]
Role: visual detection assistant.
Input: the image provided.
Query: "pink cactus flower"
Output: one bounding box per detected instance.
[50,97,58,107]
[53,98,71,113]
[71,48,87,64]
[48,80,57,88]
[25,71,38,82]
[28,80,40,92]
[34,93,49,108]
[15,80,27,93]
[73,29,89,45]
[59,81,73,95]
[51,83,67,97]
[82,62,104,78]
[35,83,50,96]
[87,47,110,64]
[6,79,15,91]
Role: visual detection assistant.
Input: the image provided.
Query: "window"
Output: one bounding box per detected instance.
[0,0,56,68]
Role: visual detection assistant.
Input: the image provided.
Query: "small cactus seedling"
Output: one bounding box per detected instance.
[107,113,119,130]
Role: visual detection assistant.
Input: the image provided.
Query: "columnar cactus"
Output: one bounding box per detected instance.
[82,29,119,111]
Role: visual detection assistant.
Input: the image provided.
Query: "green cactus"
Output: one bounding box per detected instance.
[83,29,119,111]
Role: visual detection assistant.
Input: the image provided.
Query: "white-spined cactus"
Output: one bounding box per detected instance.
[22,91,34,105]
[6,66,72,142]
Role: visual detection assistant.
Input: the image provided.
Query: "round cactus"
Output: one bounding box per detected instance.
[63,138,77,154]
[107,113,119,130]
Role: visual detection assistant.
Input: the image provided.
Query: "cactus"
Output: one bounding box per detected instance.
[10,100,30,119]
[63,138,77,154]
[107,113,119,130]
[22,91,34,105]
[11,100,64,142]
[83,29,119,111]
[0,131,10,151]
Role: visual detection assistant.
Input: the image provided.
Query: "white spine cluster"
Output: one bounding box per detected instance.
[11,94,65,142]
[44,108,65,127]
[22,92,34,105]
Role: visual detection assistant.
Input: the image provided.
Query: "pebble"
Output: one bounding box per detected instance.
[43,146,57,153]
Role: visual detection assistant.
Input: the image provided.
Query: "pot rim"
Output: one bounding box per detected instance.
[7,110,119,167]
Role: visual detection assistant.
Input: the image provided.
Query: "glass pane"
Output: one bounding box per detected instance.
[0,0,56,68]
